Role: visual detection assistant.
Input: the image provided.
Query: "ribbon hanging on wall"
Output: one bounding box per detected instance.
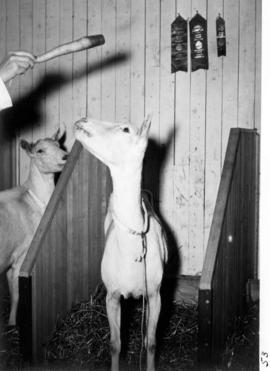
[189,11,209,71]
[171,14,188,73]
[216,14,226,56]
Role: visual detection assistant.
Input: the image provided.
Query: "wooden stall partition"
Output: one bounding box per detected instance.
[18,141,110,362]
[198,128,259,363]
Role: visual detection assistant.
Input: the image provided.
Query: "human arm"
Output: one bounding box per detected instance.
[0,51,36,110]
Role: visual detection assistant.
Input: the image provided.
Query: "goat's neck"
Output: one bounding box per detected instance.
[110,164,144,232]
[24,161,55,206]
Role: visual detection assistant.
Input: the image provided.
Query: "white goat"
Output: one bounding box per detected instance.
[75,115,167,371]
[0,130,67,326]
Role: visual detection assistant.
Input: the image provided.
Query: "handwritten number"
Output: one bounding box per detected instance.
[261,352,269,367]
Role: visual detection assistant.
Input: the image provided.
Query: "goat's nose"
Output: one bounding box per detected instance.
[62,154,68,161]
[74,117,88,129]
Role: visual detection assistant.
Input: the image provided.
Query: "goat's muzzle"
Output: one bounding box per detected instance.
[74,118,92,138]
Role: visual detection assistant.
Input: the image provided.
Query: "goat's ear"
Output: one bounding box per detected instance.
[138,113,152,138]
[52,128,61,142]
[20,139,33,155]
[52,125,67,145]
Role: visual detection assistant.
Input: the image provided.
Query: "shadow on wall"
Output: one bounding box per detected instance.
[143,132,181,279]
[0,51,131,141]
[142,132,182,347]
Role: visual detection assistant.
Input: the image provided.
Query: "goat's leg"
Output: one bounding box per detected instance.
[106,292,121,371]
[6,267,19,326]
[145,291,161,371]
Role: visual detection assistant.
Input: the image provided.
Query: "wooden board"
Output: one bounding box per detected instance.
[199,129,259,363]
[59,0,73,150]
[32,0,46,142]
[144,0,160,142]
[115,0,131,123]
[238,0,256,129]
[101,0,116,122]
[130,0,145,126]
[45,0,60,137]
[0,0,12,191]
[173,0,192,275]
[5,0,20,187]
[188,0,207,274]
[87,0,102,119]
[204,0,223,253]
[159,0,176,234]
[255,0,262,132]
[19,0,33,184]
[222,0,240,161]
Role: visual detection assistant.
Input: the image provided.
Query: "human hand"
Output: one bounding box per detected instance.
[0,51,36,83]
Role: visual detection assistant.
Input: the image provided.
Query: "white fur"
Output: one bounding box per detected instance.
[0,131,67,325]
[75,116,167,371]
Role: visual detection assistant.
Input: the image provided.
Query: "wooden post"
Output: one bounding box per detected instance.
[198,289,212,363]
[18,276,33,363]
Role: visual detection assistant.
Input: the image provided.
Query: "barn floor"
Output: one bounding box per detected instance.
[0,281,259,371]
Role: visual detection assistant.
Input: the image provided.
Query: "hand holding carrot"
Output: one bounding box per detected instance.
[0,51,36,83]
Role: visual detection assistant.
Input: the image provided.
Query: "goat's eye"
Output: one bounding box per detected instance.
[123,127,130,133]
[37,149,44,154]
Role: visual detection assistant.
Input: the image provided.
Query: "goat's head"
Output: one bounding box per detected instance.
[74,115,152,170]
[20,128,68,173]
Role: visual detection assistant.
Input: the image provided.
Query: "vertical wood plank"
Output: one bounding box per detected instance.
[0,0,11,191]
[79,150,90,298]
[59,0,73,150]
[0,1,7,73]
[55,193,68,313]
[254,0,261,131]
[159,0,176,260]
[88,151,99,291]
[99,0,113,285]
[66,164,74,307]
[19,0,33,100]
[204,0,223,251]
[174,0,192,274]
[6,0,20,102]
[32,0,46,142]
[188,0,207,274]
[72,0,88,299]
[130,0,145,126]
[47,228,56,332]
[222,0,239,161]
[32,267,38,358]
[71,163,80,302]
[143,0,161,205]
[87,0,102,119]
[101,0,116,122]
[145,0,160,141]
[6,0,20,186]
[99,0,115,272]
[159,0,175,146]
[45,0,60,136]
[19,0,33,184]
[73,0,87,122]
[238,0,256,129]
[87,0,103,293]
[115,0,131,123]
[42,234,50,352]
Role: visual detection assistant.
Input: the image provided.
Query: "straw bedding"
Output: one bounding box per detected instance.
[0,283,258,370]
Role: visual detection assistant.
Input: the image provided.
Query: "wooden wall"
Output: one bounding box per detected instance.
[0,0,261,275]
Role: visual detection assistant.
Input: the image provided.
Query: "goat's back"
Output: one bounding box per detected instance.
[0,186,43,272]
